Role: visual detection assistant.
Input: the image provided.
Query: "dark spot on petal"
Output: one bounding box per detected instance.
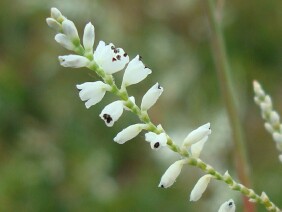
[116,55,121,60]
[114,48,119,53]
[157,84,161,89]
[228,202,233,206]
[160,185,164,188]
[111,45,115,50]
[103,114,113,123]
[154,142,160,149]
[112,57,117,62]
[139,55,143,61]
[123,53,128,57]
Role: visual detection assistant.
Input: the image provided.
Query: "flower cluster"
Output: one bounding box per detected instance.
[253,80,282,162]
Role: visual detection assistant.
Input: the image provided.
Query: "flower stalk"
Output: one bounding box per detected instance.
[47,8,281,211]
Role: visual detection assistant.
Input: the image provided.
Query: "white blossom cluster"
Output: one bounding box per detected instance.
[253,80,282,162]
[46,8,235,211]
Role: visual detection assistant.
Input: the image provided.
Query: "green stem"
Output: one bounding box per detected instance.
[205,1,253,211]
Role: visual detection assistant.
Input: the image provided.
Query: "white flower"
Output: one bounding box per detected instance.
[264,123,274,134]
[99,100,124,127]
[218,199,236,212]
[114,124,148,144]
[122,55,152,87]
[279,154,282,163]
[158,159,186,188]
[253,80,265,97]
[62,20,79,41]
[59,55,90,68]
[83,22,95,53]
[190,174,213,201]
[141,83,163,111]
[182,123,211,149]
[190,136,208,158]
[76,81,111,109]
[94,41,129,74]
[55,34,75,51]
[145,132,167,150]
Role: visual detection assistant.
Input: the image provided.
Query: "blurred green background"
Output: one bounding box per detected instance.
[0,0,282,211]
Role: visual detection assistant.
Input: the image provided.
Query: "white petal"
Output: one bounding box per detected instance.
[99,100,124,127]
[46,18,61,32]
[190,174,212,201]
[76,81,111,108]
[182,123,211,148]
[55,34,74,51]
[62,20,79,41]
[122,55,152,87]
[158,159,186,188]
[59,55,90,68]
[113,124,147,144]
[145,132,167,150]
[83,22,95,53]
[94,42,129,74]
[218,199,236,212]
[141,83,163,111]
[190,136,208,158]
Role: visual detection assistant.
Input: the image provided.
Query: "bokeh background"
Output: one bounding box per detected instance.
[0,0,282,211]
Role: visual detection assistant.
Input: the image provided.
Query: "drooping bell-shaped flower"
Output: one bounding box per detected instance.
[218,199,236,212]
[59,55,90,68]
[190,174,213,201]
[121,55,152,87]
[145,132,167,150]
[76,81,111,109]
[83,22,95,54]
[94,41,129,74]
[114,124,148,144]
[190,136,208,158]
[158,159,186,188]
[141,83,163,111]
[99,100,124,127]
[62,20,79,41]
[182,123,211,149]
[55,34,75,51]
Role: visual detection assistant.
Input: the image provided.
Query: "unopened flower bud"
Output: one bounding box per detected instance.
[158,159,186,188]
[55,34,75,51]
[59,55,90,68]
[83,22,95,53]
[190,174,212,201]
[141,83,163,111]
[62,20,79,41]
[182,123,211,148]
[114,124,148,144]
